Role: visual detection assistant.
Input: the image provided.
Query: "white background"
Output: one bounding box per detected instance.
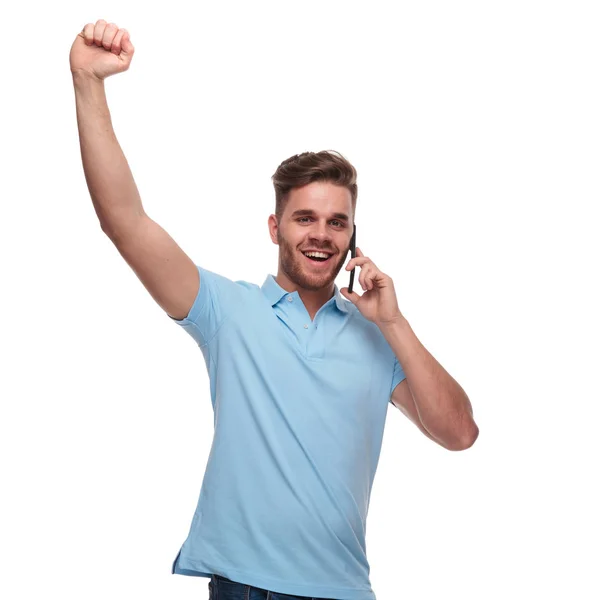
[2,1,598,599]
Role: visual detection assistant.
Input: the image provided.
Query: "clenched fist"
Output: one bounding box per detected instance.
[70,19,135,81]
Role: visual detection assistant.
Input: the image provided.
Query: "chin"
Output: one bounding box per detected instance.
[296,261,339,290]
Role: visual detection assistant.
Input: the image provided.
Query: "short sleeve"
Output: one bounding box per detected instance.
[169,266,243,346]
[389,356,407,402]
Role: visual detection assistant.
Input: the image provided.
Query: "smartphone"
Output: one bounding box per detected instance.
[348,223,357,294]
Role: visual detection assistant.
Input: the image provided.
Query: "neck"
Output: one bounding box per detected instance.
[275,271,336,318]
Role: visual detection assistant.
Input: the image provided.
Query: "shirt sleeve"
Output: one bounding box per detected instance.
[168,265,244,346]
[389,356,407,402]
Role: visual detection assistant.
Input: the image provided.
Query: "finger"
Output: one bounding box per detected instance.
[81,23,95,45]
[93,19,107,46]
[102,22,119,51]
[111,28,126,55]
[360,264,375,290]
[358,264,368,290]
[340,287,361,304]
[364,263,382,289]
[94,19,108,48]
[120,30,135,57]
[345,256,371,270]
[365,270,376,290]
[360,269,370,291]
[346,247,366,270]
[369,270,380,289]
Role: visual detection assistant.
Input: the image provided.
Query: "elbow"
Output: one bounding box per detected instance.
[100,219,117,240]
[450,423,479,451]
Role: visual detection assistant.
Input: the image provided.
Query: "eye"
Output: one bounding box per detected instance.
[297,217,344,227]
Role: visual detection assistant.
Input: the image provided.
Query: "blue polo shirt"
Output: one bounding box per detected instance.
[170,265,406,600]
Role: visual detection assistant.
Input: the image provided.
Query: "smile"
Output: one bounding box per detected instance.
[301,251,334,267]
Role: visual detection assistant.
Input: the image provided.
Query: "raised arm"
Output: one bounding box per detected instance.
[70,20,199,321]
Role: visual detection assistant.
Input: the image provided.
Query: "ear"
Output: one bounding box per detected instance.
[268,214,279,245]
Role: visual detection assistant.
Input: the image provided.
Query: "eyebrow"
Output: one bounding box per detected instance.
[290,209,350,222]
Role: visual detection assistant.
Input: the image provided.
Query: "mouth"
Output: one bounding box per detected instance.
[301,250,334,268]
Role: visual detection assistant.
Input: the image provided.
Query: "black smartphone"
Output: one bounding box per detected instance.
[348,223,357,294]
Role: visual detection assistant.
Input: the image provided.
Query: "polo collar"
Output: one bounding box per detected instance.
[261,274,349,314]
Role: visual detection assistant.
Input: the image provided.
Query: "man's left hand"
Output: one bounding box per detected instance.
[340,247,403,328]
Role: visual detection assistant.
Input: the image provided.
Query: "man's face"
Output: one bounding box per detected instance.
[270,181,354,292]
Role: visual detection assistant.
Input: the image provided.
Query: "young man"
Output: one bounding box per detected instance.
[71,20,478,600]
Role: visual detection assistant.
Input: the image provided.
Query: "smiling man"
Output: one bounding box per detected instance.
[72,19,477,600]
[166,152,478,600]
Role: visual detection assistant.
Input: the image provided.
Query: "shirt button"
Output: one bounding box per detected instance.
[304,324,308,329]
[287,296,293,302]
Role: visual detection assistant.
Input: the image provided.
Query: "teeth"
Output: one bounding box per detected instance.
[304,251,330,259]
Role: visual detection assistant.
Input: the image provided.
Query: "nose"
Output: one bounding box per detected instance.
[309,221,333,245]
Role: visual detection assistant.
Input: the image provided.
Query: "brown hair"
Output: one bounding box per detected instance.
[271,150,358,223]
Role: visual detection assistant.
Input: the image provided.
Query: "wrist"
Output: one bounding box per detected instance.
[377,313,408,333]
[72,69,105,89]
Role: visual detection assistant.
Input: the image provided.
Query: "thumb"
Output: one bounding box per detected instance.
[340,287,360,304]
[121,31,135,57]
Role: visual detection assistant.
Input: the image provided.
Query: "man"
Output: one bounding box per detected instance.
[71,20,478,600]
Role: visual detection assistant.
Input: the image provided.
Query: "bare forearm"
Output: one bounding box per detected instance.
[381,316,478,449]
[72,71,145,238]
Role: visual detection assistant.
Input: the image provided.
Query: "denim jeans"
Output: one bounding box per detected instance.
[208,573,337,600]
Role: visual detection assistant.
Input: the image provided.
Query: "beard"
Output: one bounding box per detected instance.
[277,229,348,291]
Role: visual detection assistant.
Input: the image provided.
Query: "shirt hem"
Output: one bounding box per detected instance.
[173,553,376,600]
